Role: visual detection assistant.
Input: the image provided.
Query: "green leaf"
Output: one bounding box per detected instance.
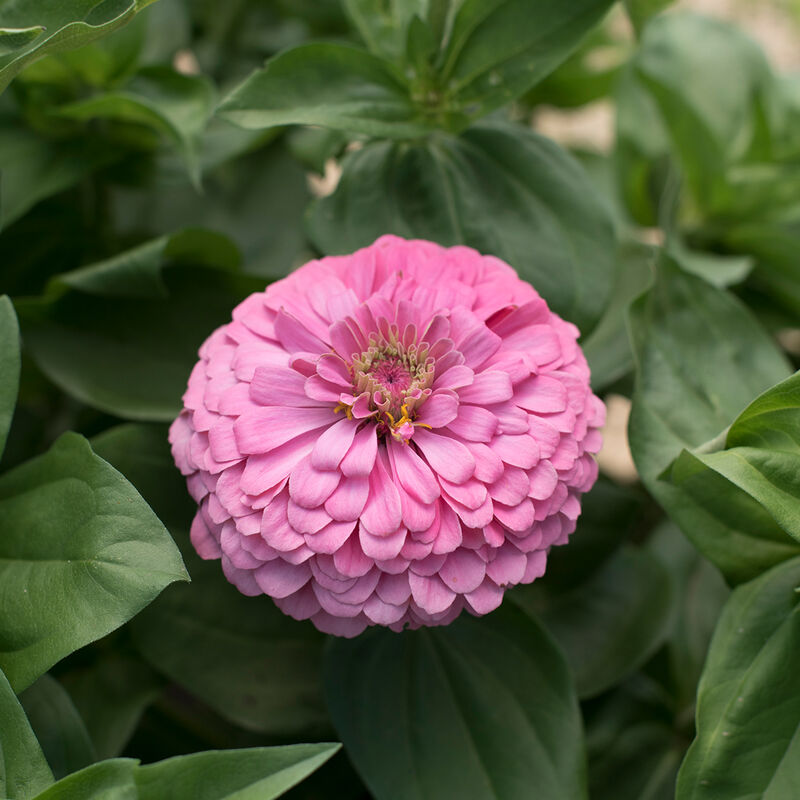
[134,744,341,800]
[0,26,44,54]
[437,0,616,120]
[627,253,798,583]
[669,371,800,545]
[511,546,674,698]
[623,0,674,35]
[60,651,163,761]
[57,67,215,187]
[19,675,96,781]
[16,230,263,422]
[0,0,154,94]
[0,432,187,692]
[0,115,116,230]
[29,760,137,800]
[343,0,428,61]
[0,667,53,800]
[309,120,616,334]
[91,423,329,737]
[676,556,800,799]
[218,43,440,138]
[0,296,20,461]
[632,13,775,213]
[325,603,587,800]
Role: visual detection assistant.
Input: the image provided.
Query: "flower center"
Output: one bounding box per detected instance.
[350,332,435,440]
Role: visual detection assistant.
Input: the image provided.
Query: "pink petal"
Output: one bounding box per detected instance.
[289,455,341,508]
[324,475,370,521]
[340,425,378,477]
[250,365,325,406]
[431,504,463,554]
[413,429,476,484]
[465,578,504,615]
[311,611,368,638]
[446,405,498,443]
[489,467,530,506]
[241,432,317,495]
[234,407,333,455]
[516,375,568,413]
[528,460,558,500]
[439,549,486,594]
[416,392,459,428]
[376,572,411,605]
[287,500,332,534]
[315,353,352,387]
[333,532,374,577]
[305,519,357,554]
[360,454,402,537]
[363,595,407,625]
[409,572,456,615]
[491,434,539,469]
[254,559,311,598]
[522,550,548,582]
[190,510,222,559]
[359,524,407,560]
[389,440,440,503]
[311,417,359,470]
[274,308,328,354]
[457,371,513,404]
[487,544,528,587]
[493,498,535,532]
[274,584,321,620]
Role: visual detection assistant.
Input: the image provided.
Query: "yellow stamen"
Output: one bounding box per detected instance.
[333,402,353,420]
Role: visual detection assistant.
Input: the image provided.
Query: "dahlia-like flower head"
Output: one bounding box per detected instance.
[170,235,605,637]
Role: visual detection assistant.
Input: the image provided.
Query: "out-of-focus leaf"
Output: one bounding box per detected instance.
[218,43,438,138]
[0,295,20,460]
[309,120,616,334]
[676,557,800,799]
[344,0,427,61]
[647,522,729,708]
[0,116,116,230]
[0,0,155,93]
[0,432,188,692]
[61,650,164,760]
[623,0,675,35]
[325,603,587,800]
[667,241,752,289]
[30,743,340,800]
[668,371,800,545]
[57,67,214,186]
[628,253,798,583]
[536,476,645,590]
[581,242,654,391]
[91,423,329,738]
[512,546,674,698]
[437,0,617,120]
[286,126,348,175]
[0,666,54,800]
[632,13,775,213]
[0,25,45,53]
[16,230,263,421]
[19,675,96,781]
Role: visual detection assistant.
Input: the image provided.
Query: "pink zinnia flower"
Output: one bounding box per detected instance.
[169,236,605,637]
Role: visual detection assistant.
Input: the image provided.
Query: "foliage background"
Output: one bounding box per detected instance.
[0,0,799,798]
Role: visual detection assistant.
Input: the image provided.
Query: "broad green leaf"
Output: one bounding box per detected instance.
[0,26,44,53]
[0,296,19,460]
[344,0,428,61]
[0,667,53,800]
[676,556,800,799]
[218,43,442,139]
[325,603,587,800]
[0,432,187,692]
[669,371,800,545]
[535,476,645,591]
[134,744,341,800]
[60,651,163,761]
[623,0,674,35]
[437,0,616,120]
[512,547,674,698]
[91,424,329,737]
[16,230,263,421]
[647,522,729,708]
[30,760,137,800]
[19,675,96,781]
[632,13,775,213]
[0,0,155,94]
[627,253,797,583]
[309,120,616,334]
[0,115,116,230]
[57,67,215,186]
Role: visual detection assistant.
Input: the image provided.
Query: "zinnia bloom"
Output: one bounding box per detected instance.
[170,235,604,636]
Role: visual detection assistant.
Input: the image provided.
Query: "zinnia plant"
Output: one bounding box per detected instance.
[1,1,799,799]
[170,236,604,636]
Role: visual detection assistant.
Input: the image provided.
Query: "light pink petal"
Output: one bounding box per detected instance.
[446,405,497,443]
[234,407,333,455]
[306,519,357,554]
[315,353,352,386]
[190,510,222,559]
[208,418,241,464]
[254,559,311,598]
[489,467,530,506]
[456,325,502,369]
[340,425,378,477]
[486,545,528,586]
[311,612,369,638]
[528,460,558,500]
[311,417,359,470]
[399,490,437,532]
[360,454,402,537]
[433,365,474,391]
[494,498,535,532]
[465,579,504,615]
[522,550,548,582]
[457,371,513,404]
[491,434,539,469]
[431,504,463,554]
[274,308,328,354]
[250,365,326,406]
[333,532,374,577]
[364,595,407,625]
[359,524,407,561]
[329,319,362,360]
[240,432,316,495]
[389,440,440,503]
[416,392,459,428]
[409,572,456,615]
[444,493,494,529]
[439,477,487,510]
[274,584,321,620]
[221,558,261,597]
[289,455,341,508]
[324,475,370,521]
[287,500,332,534]
[439,549,486,594]
[376,572,412,605]
[312,585,363,618]
[516,375,568,413]
[413,429,475,484]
